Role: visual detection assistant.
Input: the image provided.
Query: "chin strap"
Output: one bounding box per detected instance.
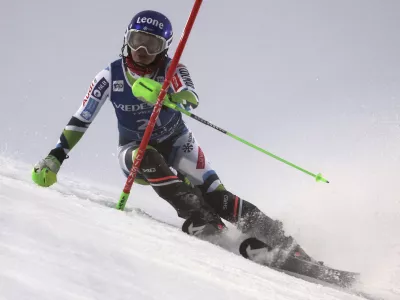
[122,45,168,77]
[125,56,155,76]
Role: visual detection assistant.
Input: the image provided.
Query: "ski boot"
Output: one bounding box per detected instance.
[182,211,226,239]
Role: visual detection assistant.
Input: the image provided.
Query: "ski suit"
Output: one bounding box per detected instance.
[50,56,287,248]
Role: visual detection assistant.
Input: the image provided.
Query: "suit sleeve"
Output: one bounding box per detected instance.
[55,66,111,156]
[168,63,199,110]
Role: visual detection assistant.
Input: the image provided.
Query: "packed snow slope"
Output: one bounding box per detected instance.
[0,156,399,300]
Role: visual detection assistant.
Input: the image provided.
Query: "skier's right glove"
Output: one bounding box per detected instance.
[132,77,162,106]
[32,148,67,187]
[132,77,198,112]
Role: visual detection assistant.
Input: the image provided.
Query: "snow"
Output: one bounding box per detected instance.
[0,156,399,300]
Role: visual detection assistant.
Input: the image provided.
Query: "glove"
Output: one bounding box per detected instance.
[168,91,198,111]
[32,148,66,187]
[132,77,163,106]
[131,78,198,111]
[131,78,177,113]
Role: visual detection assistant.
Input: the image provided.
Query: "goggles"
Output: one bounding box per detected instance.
[126,30,166,55]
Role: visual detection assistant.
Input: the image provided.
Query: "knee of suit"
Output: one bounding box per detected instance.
[134,147,188,201]
[130,146,159,185]
[132,145,156,170]
[133,146,176,178]
[119,145,157,186]
[139,148,158,171]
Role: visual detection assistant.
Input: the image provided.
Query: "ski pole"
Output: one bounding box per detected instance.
[162,99,329,184]
[116,0,204,211]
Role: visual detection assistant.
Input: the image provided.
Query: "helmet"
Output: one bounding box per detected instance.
[122,10,173,74]
[126,10,173,55]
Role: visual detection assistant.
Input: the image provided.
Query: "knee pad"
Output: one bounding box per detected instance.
[135,146,178,181]
[128,146,161,185]
[132,145,156,171]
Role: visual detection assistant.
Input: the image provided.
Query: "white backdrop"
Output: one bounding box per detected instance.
[1,0,399,284]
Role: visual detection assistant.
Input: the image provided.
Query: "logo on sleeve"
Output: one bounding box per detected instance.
[113,80,124,92]
[83,82,95,106]
[177,67,195,90]
[171,73,183,91]
[92,77,109,99]
[80,97,99,121]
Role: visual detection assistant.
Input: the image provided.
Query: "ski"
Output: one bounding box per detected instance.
[239,237,359,289]
[142,210,383,300]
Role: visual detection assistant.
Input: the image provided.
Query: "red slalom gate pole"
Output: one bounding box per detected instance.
[116,0,203,210]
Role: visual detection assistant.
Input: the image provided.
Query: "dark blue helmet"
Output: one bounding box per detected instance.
[125,10,173,55]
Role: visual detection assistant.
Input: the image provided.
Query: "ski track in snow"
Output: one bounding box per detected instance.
[0,156,399,300]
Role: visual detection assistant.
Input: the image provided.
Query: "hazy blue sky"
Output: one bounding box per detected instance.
[1,1,400,269]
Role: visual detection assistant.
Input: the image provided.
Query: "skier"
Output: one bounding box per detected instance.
[32,10,312,264]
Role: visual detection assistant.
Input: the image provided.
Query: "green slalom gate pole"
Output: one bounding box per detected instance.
[162,100,329,184]
[116,0,204,211]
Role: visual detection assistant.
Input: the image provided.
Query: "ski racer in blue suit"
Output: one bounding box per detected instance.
[32,10,315,264]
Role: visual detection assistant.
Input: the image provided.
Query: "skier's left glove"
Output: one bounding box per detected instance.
[32,148,67,187]
[168,91,198,112]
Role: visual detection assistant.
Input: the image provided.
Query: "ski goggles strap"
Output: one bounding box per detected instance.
[126,30,166,55]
